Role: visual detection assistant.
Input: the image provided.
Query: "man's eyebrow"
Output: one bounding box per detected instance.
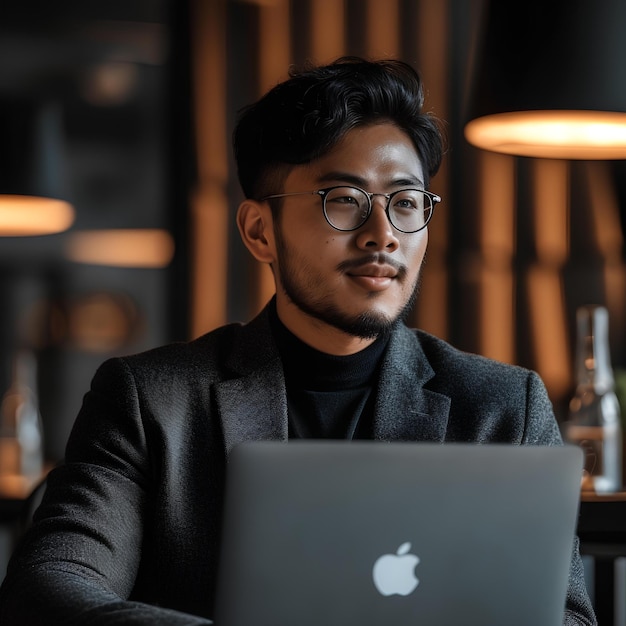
[316,171,368,186]
[391,176,425,188]
[316,171,425,188]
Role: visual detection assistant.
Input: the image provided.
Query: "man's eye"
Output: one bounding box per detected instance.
[394,198,418,209]
[331,195,359,205]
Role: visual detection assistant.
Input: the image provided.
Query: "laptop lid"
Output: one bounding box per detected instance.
[215,441,583,626]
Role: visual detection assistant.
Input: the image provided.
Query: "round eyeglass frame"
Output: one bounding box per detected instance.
[260,185,442,233]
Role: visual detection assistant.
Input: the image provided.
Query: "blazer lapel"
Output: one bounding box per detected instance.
[214,307,289,456]
[216,365,289,456]
[373,325,451,442]
[214,305,451,451]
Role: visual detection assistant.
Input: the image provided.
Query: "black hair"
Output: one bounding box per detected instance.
[233,56,445,200]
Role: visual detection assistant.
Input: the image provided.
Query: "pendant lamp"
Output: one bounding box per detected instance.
[464,0,626,159]
[0,100,74,236]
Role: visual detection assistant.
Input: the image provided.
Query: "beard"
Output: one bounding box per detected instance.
[273,225,422,340]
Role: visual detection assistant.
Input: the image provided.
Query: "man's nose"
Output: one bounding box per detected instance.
[355,197,400,251]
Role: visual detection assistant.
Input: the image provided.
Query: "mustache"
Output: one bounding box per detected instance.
[337,253,407,278]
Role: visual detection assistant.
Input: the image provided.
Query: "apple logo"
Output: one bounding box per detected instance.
[372,542,420,596]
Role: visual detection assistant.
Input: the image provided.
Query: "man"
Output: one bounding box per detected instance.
[0,57,596,624]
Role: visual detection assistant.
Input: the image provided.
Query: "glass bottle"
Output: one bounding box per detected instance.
[564,305,622,494]
[0,350,44,479]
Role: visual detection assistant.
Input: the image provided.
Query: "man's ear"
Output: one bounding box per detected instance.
[236,199,276,264]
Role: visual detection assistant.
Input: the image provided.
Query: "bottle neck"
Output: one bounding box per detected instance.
[575,306,614,391]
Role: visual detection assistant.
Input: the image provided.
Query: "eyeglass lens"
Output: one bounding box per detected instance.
[323,187,433,232]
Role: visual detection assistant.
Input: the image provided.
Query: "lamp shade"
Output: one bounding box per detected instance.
[465,0,626,159]
[0,99,74,235]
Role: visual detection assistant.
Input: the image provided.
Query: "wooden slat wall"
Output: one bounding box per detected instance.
[411,0,450,340]
[189,0,229,336]
[478,151,516,364]
[526,159,570,398]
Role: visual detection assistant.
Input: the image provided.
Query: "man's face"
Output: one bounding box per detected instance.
[269,122,429,351]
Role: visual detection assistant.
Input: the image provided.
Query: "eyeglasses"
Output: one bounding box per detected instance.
[261,185,441,233]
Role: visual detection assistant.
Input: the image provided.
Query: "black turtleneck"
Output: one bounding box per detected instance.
[268,299,389,439]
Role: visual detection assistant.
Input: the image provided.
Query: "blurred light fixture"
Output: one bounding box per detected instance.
[80,62,139,106]
[65,229,175,268]
[465,0,626,159]
[0,195,74,236]
[0,100,75,235]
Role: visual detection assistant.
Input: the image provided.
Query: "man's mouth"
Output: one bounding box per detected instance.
[346,263,398,279]
[340,255,403,291]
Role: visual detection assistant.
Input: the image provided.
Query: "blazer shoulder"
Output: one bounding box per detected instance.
[97,311,272,391]
[409,329,556,443]
[412,328,537,387]
[125,321,245,369]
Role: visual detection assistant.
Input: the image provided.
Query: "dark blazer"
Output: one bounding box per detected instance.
[0,304,596,625]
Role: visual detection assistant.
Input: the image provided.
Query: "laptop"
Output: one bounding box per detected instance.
[215,441,583,626]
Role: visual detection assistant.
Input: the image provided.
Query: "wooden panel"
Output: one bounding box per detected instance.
[310,0,346,62]
[412,0,450,339]
[527,160,571,397]
[252,0,293,315]
[364,0,400,58]
[190,0,229,337]
[478,151,516,363]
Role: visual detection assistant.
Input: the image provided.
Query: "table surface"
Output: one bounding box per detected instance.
[581,490,626,502]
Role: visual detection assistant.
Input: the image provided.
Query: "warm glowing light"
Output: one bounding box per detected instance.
[465,110,626,159]
[65,229,175,268]
[0,195,75,236]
